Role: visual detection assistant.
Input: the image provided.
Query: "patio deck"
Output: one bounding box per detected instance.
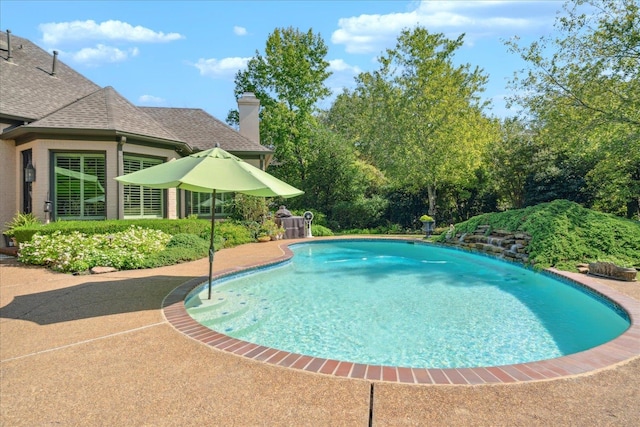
[1,237,639,426]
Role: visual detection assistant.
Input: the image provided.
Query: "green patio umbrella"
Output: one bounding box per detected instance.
[115,145,303,298]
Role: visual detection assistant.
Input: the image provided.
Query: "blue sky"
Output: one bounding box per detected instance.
[1,0,564,121]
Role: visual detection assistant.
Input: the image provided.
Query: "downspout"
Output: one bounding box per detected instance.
[117,136,126,219]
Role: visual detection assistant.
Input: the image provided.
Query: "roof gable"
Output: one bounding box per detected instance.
[25,86,185,143]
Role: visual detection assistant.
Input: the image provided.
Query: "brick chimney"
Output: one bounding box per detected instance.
[237,92,260,144]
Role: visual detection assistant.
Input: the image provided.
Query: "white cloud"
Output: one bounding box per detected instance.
[139,95,165,105]
[233,26,248,36]
[39,19,184,45]
[331,0,551,54]
[67,44,139,66]
[193,56,251,79]
[328,59,361,74]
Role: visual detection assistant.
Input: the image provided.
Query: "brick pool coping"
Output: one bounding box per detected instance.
[162,238,640,385]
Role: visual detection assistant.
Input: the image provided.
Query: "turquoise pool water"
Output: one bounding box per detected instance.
[186,240,629,369]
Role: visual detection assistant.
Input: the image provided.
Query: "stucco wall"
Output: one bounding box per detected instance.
[4,138,182,236]
[0,138,17,246]
[0,136,261,247]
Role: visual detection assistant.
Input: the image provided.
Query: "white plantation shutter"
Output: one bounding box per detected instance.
[186,191,231,217]
[123,156,164,219]
[54,153,106,220]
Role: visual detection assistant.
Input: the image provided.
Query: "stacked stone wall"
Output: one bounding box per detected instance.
[443,224,531,264]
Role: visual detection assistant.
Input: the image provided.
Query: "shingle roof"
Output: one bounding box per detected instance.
[0,31,100,120]
[140,107,271,153]
[0,30,267,154]
[26,86,186,143]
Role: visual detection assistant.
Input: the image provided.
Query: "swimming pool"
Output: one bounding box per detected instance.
[184,240,630,369]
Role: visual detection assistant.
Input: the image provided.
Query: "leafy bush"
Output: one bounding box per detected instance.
[311,225,334,236]
[331,195,389,229]
[11,218,211,244]
[4,212,42,240]
[435,200,640,270]
[19,226,171,273]
[141,234,209,268]
[216,220,255,247]
[228,194,268,221]
[167,233,210,251]
[258,219,285,238]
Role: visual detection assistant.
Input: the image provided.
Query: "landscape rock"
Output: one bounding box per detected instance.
[90,266,117,274]
[588,261,637,282]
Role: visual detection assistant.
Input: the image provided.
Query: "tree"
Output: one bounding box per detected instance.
[231,27,332,188]
[335,27,498,218]
[488,118,538,209]
[506,0,640,218]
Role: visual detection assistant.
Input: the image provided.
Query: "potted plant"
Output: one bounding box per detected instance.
[419,214,435,238]
[257,219,285,242]
[3,212,41,247]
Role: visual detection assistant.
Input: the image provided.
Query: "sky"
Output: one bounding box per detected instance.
[0,0,565,122]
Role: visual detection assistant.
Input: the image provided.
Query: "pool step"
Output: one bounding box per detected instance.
[199,303,251,327]
[187,289,269,337]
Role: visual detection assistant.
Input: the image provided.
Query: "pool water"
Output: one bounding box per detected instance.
[186,240,629,369]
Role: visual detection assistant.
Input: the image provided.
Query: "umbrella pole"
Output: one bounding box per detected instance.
[208,189,216,299]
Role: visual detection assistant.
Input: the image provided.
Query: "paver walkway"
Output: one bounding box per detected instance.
[1,238,639,426]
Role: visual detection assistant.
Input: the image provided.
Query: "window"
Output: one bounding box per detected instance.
[123,156,164,219]
[187,191,232,218]
[54,153,106,220]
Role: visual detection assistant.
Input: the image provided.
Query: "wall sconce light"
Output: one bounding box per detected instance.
[25,161,36,183]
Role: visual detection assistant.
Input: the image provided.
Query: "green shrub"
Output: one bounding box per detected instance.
[141,245,208,268]
[4,212,43,242]
[19,226,171,273]
[311,225,334,236]
[331,196,389,229]
[216,220,254,247]
[11,218,211,244]
[167,233,210,251]
[435,200,640,270]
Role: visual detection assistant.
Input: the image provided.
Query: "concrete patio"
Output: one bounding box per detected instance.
[1,239,639,426]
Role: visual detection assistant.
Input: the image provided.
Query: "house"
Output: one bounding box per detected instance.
[0,30,270,248]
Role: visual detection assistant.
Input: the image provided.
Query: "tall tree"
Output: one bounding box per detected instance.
[231,27,332,188]
[506,0,640,218]
[336,27,498,218]
[488,118,538,209]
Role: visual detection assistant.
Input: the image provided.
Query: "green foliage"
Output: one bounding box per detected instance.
[228,194,269,222]
[311,224,334,236]
[232,27,332,188]
[435,200,640,270]
[166,233,209,251]
[290,209,327,227]
[258,219,285,238]
[19,226,171,273]
[330,26,498,217]
[336,224,420,235]
[296,125,381,216]
[215,220,255,247]
[4,212,42,238]
[506,0,640,219]
[330,195,389,230]
[141,233,210,268]
[488,118,537,209]
[11,218,211,244]
[420,215,434,222]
